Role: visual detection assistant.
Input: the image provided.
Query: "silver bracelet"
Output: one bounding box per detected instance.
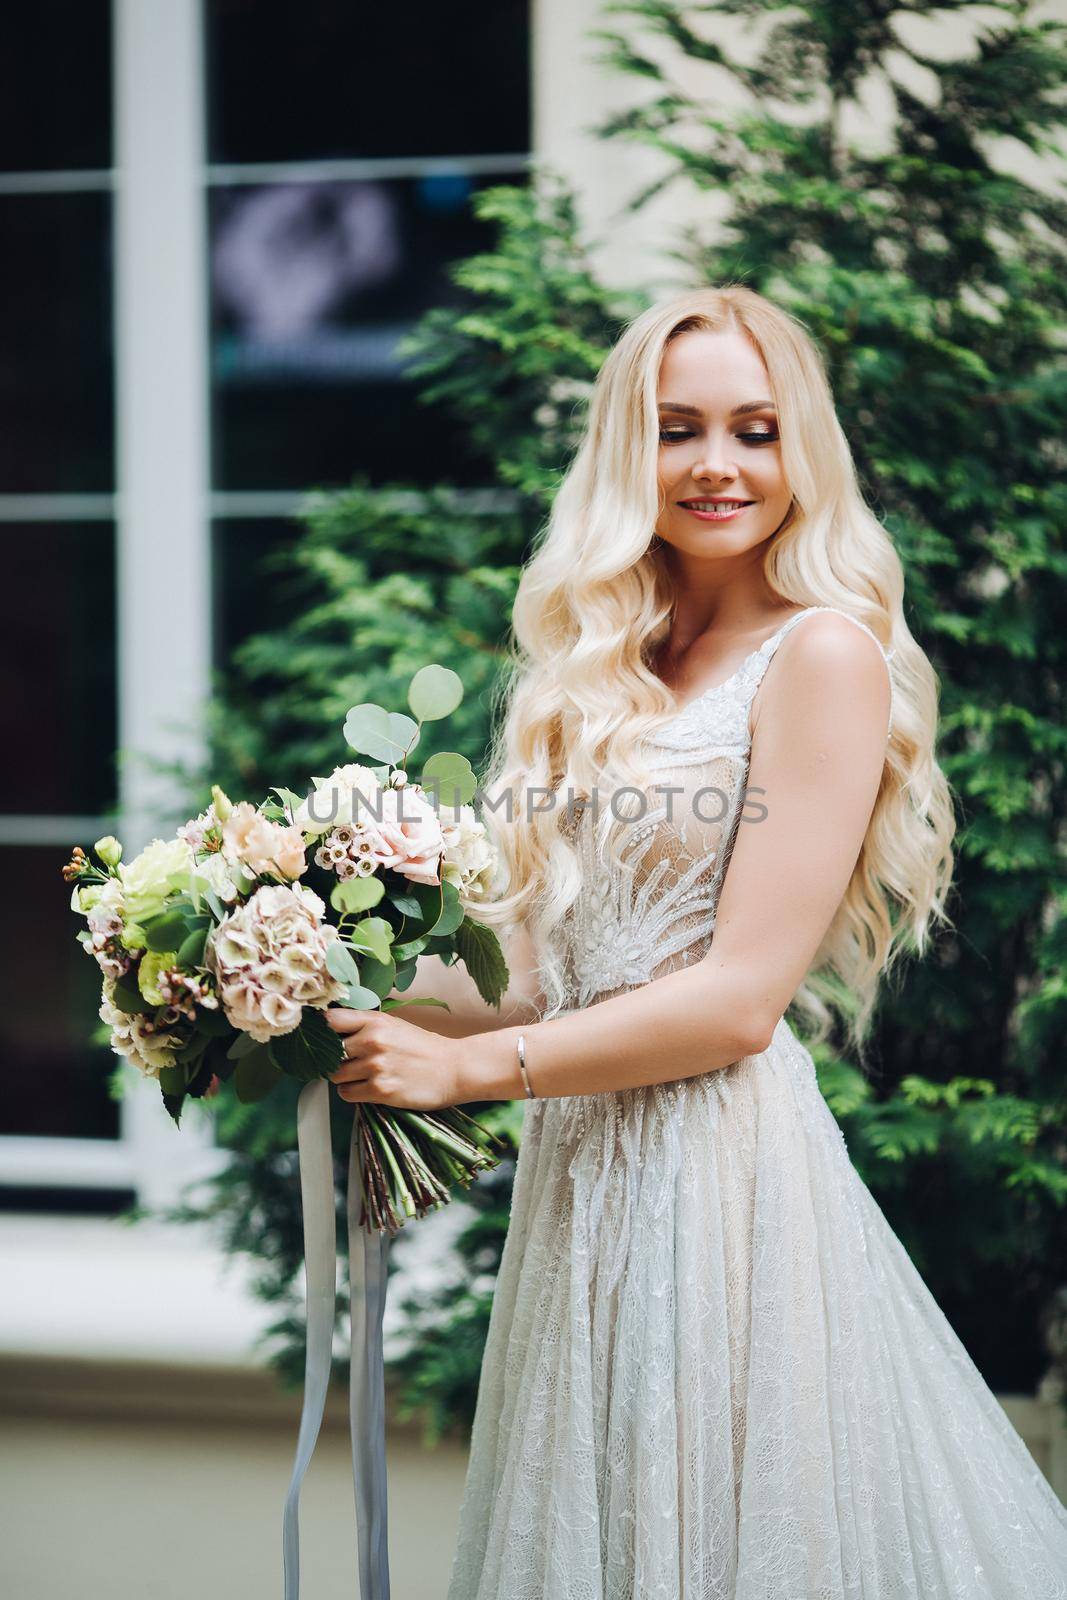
[516,1033,536,1099]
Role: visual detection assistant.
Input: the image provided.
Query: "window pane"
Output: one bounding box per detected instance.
[206,0,530,163]
[209,171,527,490]
[0,524,118,816]
[0,194,114,493]
[0,5,112,173]
[213,518,300,668]
[0,845,120,1140]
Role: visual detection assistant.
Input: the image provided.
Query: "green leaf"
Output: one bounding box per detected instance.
[112,974,154,1016]
[141,909,192,953]
[234,1046,284,1103]
[330,875,385,914]
[226,1030,263,1061]
[408,664,464,721]
[268,1007,344,1081]
[326,940,361,984]
[418,750,477,806]
[161,1089,185,1127]
[382,995,451,1013]
[270,785,305,816]
[159,1065,187,1095]
[386,888,424,918]
[177,924,209,967]
[454,917,510,1009]
[197,1005,233,1038]
[356,955,396,999]
[392,936,429,962]
[349,915,394,964]
[431,880,464,938]
[343,702,420,764]
[343,984,383,1010]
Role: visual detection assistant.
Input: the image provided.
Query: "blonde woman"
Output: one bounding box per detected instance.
[326,287,1067,1596]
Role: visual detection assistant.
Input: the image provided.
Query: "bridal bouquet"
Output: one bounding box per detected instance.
[63,664,511,1234]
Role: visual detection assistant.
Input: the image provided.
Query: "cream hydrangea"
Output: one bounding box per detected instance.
[99,977,187,1079]
[438,802,496,901]
[293,763,384,840]
[205,882,345,1043]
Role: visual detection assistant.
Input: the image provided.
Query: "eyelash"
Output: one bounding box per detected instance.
[658,428,778,445]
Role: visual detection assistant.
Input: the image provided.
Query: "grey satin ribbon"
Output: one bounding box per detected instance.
[283,1077,393,1598]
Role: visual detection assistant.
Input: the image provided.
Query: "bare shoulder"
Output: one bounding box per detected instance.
[751,610,892,743]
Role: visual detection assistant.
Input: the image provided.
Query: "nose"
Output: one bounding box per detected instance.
[691,434,740,481]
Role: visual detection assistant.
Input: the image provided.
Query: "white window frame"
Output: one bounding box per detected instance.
[0,0,530,1210]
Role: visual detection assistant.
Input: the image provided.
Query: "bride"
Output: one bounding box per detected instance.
[325,286,1067,1597]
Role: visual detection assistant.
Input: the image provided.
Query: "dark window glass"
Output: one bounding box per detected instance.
[213,518,301,667]
[0,5,112,173]
[0,194,114,493]
[0,524,118,816]
[206,0,529,163]
[0,846,120,1140]
[209,170,527,490]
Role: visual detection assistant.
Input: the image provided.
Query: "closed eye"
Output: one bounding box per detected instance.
[659,428,779,445]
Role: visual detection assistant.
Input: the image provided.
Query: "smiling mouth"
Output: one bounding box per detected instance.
[679,499,754,520]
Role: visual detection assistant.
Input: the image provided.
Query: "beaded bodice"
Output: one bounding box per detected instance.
[552,607,894,1012]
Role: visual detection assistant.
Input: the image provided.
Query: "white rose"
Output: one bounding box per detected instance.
[294,763,384,839]
[438,803,496,900]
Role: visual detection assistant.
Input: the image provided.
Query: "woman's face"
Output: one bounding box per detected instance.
[654,327,793,559]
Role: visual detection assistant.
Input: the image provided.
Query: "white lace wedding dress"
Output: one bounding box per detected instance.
[446,606,1067,1599]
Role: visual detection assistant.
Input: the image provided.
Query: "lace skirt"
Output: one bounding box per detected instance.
[445,1018,1067,1599]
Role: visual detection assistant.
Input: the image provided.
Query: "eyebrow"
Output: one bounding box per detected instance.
[657,400,776,417]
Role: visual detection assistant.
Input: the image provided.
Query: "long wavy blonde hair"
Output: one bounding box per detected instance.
[471,285,956,1054]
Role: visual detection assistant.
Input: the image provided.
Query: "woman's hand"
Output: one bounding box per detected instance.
[324,1006,465,1110]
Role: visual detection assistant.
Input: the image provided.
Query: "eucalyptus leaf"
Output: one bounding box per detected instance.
[356,954,397,999]
[408,663,463,721]
[343,702,420,764]
[349,915,394,964]
[419,750,477,806]
[386,888,424,919]
[344,984,383,1010]
[330,874,385,914]
[326,940,361,984]
[432,880,465,938]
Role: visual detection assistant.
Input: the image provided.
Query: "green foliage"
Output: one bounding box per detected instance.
[160,0,1065,1433]
[587,0,1067,1401]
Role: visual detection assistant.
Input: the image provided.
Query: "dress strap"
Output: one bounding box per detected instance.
[756,606,895,737]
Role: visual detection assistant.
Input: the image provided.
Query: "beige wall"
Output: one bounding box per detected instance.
[0,1358,470,1600]
[532,0,1067,293]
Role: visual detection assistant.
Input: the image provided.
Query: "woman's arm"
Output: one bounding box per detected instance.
[453,614,892,1102]
[385,919,546,1038]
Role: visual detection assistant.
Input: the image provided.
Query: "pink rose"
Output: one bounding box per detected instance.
[361,785,445,886]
